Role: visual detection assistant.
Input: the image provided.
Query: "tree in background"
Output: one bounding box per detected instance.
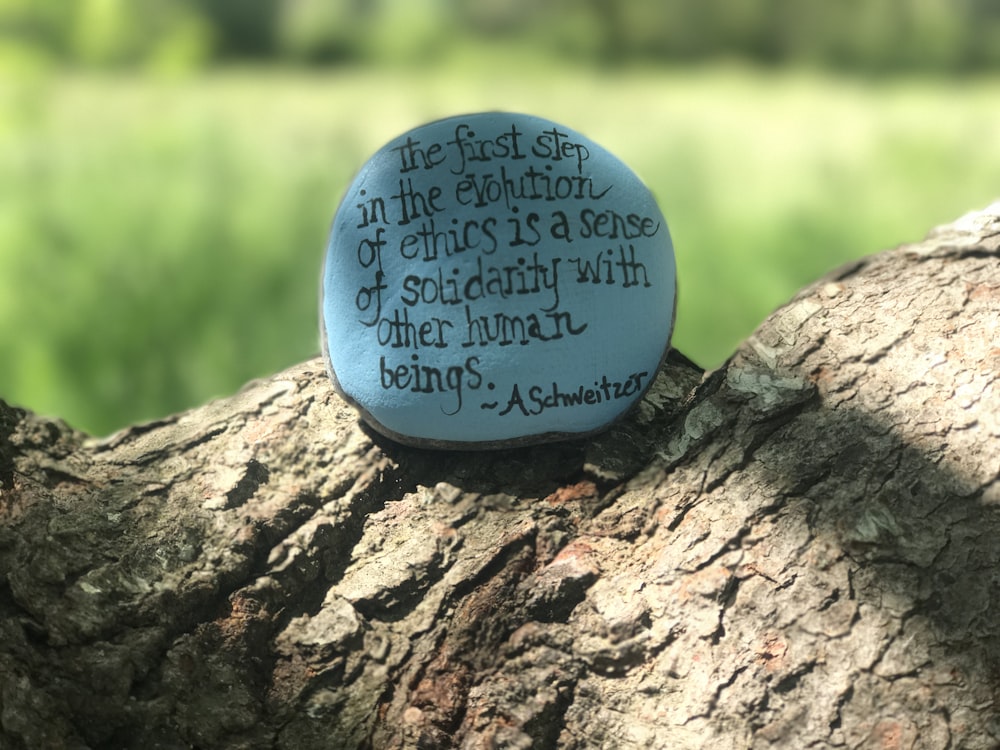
[0,0,212,70]
[4,0,1000,73]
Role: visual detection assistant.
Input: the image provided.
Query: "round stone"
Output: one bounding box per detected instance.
[321,112,676,448]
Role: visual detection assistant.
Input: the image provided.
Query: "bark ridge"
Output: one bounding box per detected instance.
[1,203,999,749]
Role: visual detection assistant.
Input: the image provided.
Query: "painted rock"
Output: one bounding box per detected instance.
[321,112,676,448]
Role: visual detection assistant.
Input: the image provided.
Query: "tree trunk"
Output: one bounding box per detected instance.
[2,204,999,750]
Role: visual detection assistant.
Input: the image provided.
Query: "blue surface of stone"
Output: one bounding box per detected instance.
[321,113,676,448]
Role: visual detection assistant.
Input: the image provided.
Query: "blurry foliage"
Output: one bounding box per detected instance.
[2,67,998,435]
[3,0,1000,73]
[0,0,213,71]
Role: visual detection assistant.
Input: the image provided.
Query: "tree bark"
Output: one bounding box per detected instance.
[2,203,999,750]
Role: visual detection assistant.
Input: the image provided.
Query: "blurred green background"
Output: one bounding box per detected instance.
[2,0,999,436]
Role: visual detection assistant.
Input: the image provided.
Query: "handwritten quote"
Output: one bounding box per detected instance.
[323,114,675,445]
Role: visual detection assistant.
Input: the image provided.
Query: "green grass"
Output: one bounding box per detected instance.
[2,62,999,436]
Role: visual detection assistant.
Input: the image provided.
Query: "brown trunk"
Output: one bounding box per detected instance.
[2,204,998,749]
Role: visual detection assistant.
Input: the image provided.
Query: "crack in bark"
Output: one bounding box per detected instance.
[224,457,272,509]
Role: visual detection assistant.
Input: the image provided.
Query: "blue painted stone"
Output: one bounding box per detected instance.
[321,112,676,448]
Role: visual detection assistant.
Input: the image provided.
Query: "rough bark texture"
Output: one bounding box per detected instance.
[1,204,999,750]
